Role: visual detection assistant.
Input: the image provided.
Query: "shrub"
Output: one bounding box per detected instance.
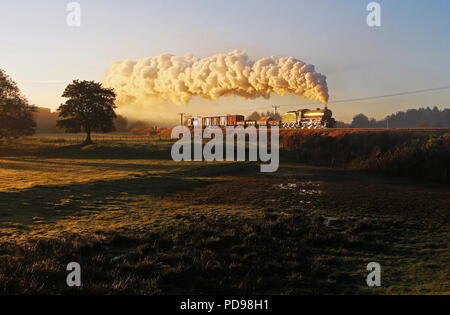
[280,130,450,182]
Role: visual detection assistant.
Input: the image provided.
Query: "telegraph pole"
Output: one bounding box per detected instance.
[178,113,186,126]
[272,105,280,116]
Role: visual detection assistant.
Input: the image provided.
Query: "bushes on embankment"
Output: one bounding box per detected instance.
[280,129,450,182]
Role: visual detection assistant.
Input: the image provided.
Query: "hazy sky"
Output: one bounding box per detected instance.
[1,0,449,123]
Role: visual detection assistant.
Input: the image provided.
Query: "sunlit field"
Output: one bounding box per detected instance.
[0,133,448,294]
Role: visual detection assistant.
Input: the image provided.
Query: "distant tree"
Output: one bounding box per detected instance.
[272,111,282,121]
[416,119,430,128]
[34,107,60,133]
[351,114,370,128]
[335,121,351,128]
[57,80,117,144]
[383,107,450,128]
[260,111,270,118]
[0,69,36,140]
[328,107,450,129]
[256,110,281,120]
[114,114,129,132]
[376,118,388,128]
[129,120,150,130]
[369,118,377,128]
[246,111,261,121]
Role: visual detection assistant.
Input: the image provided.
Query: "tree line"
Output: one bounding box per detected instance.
[34,107,129,134]
[0,68,121,144]
[250,108,450,129]
[246,111,282,121]
[339,107,450,128]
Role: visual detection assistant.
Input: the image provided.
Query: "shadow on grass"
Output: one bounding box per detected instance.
[0,157,177,172]
[0,143,174,160]
[0,172,223,228]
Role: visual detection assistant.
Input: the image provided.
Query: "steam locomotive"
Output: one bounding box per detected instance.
[281,107,335,129]
[187,107,335,129]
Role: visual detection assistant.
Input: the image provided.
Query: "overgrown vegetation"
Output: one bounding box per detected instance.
[0,214,346,294]
[280,129,450,182]
[346,107,450,128]
[0,177,447,294]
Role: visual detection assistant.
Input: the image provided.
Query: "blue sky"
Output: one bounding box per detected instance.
[1,0,449,123]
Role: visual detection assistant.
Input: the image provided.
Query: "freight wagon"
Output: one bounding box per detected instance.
[257,116,281,127]
[188,115,245,128]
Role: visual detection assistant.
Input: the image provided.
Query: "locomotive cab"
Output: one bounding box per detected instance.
[281,111,298,128]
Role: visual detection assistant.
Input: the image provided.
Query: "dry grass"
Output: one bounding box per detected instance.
[0,138,448,294]
[0,158,180,192]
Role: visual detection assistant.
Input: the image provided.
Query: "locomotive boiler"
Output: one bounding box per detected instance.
[281,107,335,129]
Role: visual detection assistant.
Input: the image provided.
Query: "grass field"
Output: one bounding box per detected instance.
[0,135,448,294]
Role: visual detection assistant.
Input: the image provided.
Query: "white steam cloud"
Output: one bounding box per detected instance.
[103,50,328,120]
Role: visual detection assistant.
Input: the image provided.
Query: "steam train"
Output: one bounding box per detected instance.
[187,107,335,129]
[281,107,335,129]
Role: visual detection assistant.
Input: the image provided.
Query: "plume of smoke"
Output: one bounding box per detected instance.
[103,50,328,118]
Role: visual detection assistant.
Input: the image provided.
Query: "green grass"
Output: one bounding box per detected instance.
[0,138,448,294]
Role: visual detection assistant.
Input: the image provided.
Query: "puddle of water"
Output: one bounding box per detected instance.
[298,181,322,187]
[111,254,127,262]
[273,182,323,195]
[324,220,340,231]
[299,189,322,196]
[274,183,298,190]
[104,244,136,262]
[323,216,338,227]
